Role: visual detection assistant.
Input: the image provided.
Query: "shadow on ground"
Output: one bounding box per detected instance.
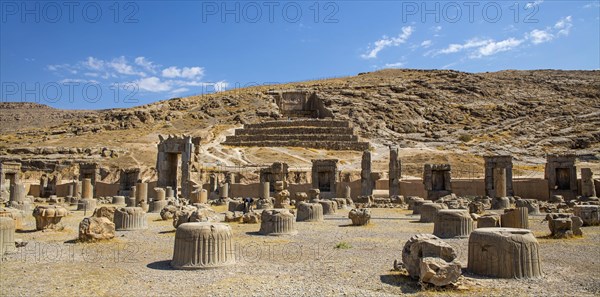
[147,260,173,271]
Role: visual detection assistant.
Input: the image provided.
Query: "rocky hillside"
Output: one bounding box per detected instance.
[0,69,599,180]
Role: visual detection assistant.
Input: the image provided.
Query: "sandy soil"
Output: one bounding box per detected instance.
[1,204,599,297]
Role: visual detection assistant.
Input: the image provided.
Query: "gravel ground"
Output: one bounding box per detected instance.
[1,205,599,297]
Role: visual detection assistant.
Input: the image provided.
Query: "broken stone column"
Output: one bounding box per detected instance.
[308,188,320,201]
[501,207,529,229]
[274,189,290,208]
[67,183,74,198]
[77,198,97,211]
[491,196,511,210]
[401,234,459,283]
[82,178,94,199]
[581,168,596,197]
[136,182,148,205]
[493,168,507,198]
[78,217,115,242]
[0,217,15,255]
[151,188,168,213]
[260,182,270,199]
[32,205,69,230]
[361,150,373,196]
[515,199,540,215]
[259,209,297,236]
[348,208,371,226]
[477,213,501,228]
[296,202,324,222]
[171,222,235,269]
[545,213,583,238]
[344,185,351,199]
[316,200,337,215]
[219,183,229,199]
[0,207,24,230]
[573,205,600,226]
[112,196,126,205]
[8,182,31,212]
[166,186,174,199]
[389,146,401,197]
[468,228,542,278]
[433,209,473,238]
[419,203,447,223]
[114,207,147,230]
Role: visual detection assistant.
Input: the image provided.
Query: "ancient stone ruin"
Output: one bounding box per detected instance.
[156,135,201,199]
[468,228,542,278]
[573,205,600,226]
[401,234,461,286]
[311,159,338,198]
[433,209,473,238]
[32,205,69,230]
[484,155,514,198]
[389,146,401,197]
[423,164,452,200]
[545,213,583,239]
[348,208,371,226]
[78,216,115,242]
[545,154,578,200]
[580,168,597,198]
[118,168,140,197]
[0,162,21,203]
[114,207,148,231]
[361,150,373,196]
[259,209,297,236]
[0,217,16,255]
[222,90,369,150]
[79,163,100,198]
[171,222,235,269]
[296,202,324,222]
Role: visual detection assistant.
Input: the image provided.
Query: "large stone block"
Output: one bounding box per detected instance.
[32,205,69,231]
[501,208,529,229]
[114,207,147,231]
[171,222,235,269]
[348,208,371,226]
[468,228,542,278]
[401,234,457,279]
[419,203,447,223]
[573,205,600,226]
[433,210,473,238]
[0,217,15,255]
[259,209,297,236]
[296,202,324,222]
[78,217,115,242]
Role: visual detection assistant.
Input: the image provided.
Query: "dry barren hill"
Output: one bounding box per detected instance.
[1,69,599,180]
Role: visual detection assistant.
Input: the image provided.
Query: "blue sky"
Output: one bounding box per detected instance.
[1,0,599,109]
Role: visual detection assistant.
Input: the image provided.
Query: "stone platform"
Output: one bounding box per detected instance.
[223,119,370,151]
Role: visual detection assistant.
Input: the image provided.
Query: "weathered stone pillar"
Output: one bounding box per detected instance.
[67,183,74,198]
[126,186,136,207]
[493,168,507,198]
[219,183,229,199]
[82,178,93,199]
[361,150,373,196]
[136,182,148,204]
[166,186,174,198]
[260,182,270,199]
[209,174,218,192]
[151,187,168,213]
[171,222,235,269]
[581,168,596,197]
[344,185,351,199]
[389,146,401,196]
[200,189,208,203]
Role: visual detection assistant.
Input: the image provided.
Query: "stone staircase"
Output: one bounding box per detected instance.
[223,119,370,151]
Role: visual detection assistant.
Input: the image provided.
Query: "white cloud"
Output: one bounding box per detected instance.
[170,88,190,94]
[421,40,432,48]
[59,78,99,84]
[525,0,543,9]
[109,56,145,76]
[473,38,524,58]
[135,77,171,92]
[432,26,442,32]
[528,29,554,44]
[361,26,414,59]
[84,57,104,71]
[134,57,158,74]
[554,16,573,36]
[162,66,205,79]
[438,39,491,54]
[384,62,404,68]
